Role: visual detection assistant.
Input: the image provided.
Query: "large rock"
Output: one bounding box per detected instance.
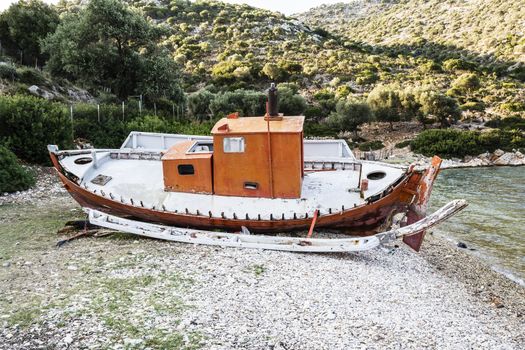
[493,152,525,166]
[66,87,95,103]
[464,158,485,167]
[28,85,55,100]
[490,149,505,161]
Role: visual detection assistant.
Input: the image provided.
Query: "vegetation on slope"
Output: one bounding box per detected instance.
[298,0,525,76]
[0,0,523,161]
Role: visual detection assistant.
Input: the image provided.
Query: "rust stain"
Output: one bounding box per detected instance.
[403,156,443,251]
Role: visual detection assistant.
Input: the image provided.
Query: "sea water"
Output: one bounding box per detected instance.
[429,166,525,285]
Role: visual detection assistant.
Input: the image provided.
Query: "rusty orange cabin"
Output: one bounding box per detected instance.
[161,113,305,199]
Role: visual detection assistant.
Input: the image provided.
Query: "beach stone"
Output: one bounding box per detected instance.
[124,338,143,346]
[63,334,73,345]
[457,242,468,249]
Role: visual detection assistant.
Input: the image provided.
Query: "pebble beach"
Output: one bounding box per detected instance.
[0,167,523,349]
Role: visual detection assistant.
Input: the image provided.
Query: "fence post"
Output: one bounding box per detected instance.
[70,104,74,142]
[154,102,157,116]
[139,94,142,115]
[172,103,175,121]
[122,101,125,121]
[97,104,100,123]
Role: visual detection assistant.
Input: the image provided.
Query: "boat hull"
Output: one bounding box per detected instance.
[50,151,426,235]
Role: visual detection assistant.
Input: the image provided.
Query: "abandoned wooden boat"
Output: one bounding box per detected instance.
[49,87,466,252]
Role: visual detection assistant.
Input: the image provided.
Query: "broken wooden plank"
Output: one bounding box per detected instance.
[85,199,467,253]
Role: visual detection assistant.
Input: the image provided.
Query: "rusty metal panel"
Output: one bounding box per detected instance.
[212,133,273,198]
[270,133,303,198]
[162,141,213,194]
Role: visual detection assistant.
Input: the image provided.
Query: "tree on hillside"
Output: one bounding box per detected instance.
[278,86,307,116]
[138,50,184,103]
[262,63,283,81]
[187,89,215,121]
[451,73,481,95]
[0,0,59,67]
[419,91,461,128]
[326,98,372,137]
[43,0,181,101]
[367,85,404,130]
[209,89,266,118]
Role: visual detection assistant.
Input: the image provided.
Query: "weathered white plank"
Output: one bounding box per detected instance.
[87,199,467,253]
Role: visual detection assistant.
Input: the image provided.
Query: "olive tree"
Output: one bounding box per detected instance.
[419,91,461,128]
[366,85,403,130]
[0,0,59,66]
[326,98,373,137]
[43,0,181,101]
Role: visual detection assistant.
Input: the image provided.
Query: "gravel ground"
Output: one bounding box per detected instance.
[0,168,523,349]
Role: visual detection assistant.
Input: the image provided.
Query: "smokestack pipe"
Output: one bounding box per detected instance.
[267,83,278,117]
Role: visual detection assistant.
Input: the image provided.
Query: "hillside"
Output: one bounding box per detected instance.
[298,0,525,69]
[1,0,524,121]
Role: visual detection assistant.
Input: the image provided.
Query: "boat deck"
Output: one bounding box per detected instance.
[60,152,406,220]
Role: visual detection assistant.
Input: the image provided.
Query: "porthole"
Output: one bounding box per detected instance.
[367,171,386,180]
[74,157,93,165]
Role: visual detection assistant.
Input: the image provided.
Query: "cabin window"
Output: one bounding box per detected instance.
[223,137,245,153]
[187,141,213,153]
[244,182,258,190]
[178,164,195,175]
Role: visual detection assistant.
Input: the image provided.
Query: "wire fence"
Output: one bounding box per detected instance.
[66,98,187,123]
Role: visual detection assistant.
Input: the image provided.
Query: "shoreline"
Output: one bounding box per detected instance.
[380,148,525,169]
[420,233,525,313]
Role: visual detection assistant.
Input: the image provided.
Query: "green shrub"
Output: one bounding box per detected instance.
[443,59,477,72]
[15,67,47,85]
[485,116,525,131]
[367,84,403,128]
[411,129,524,158]
[73,117,128,149]
[419,60,442,73]
[395,140,412,148]
[304,105,323,120]
[460,101,485,111]
[0,63,17,80]
[0,95,72,164]
[499,101,525,113]
[358,140,384,151]
[0,145,35,193]
[356,70,378,85]
[451,73,481,94]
